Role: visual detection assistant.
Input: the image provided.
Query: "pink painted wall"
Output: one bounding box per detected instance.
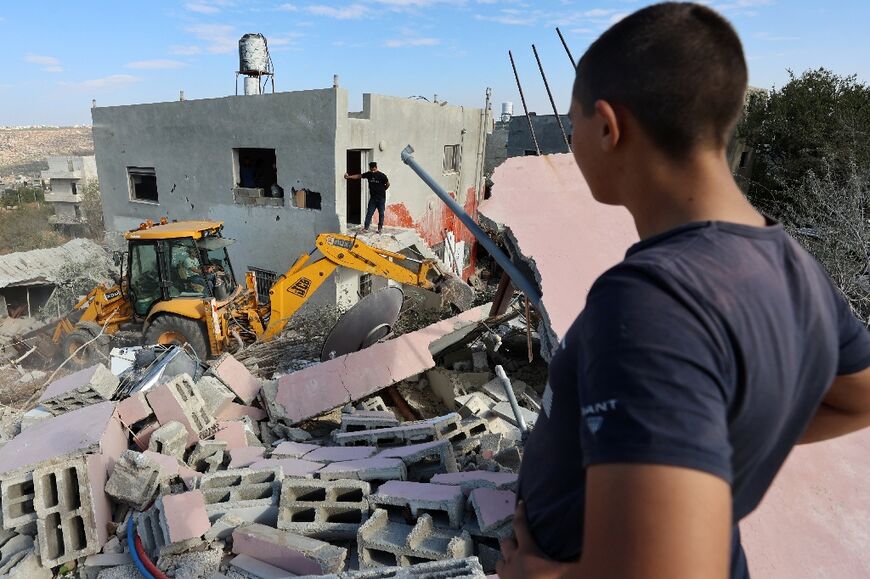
[741,428,870,578]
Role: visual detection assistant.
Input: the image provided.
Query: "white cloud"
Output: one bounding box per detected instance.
[609,11,628,24]
[25,54,63,73]
[169,44,203,56]
[474,12,532,25]
[373,0,461,6]
[186,23,237,54]
[306,4,367,19]
[267,33,304,46]
[755,31,798,41]
[59,74,142,91]
[277,3,298,11]
[385,37,440,47]
[126,59,188,70]
[184,2,220,13]
[710,0,774,15]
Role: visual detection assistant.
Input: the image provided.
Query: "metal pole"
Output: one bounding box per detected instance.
[400,145,542,308]
[556,27,576,68]
[509,50,540,156]
[495,365,528,435]
[532,44,572,153]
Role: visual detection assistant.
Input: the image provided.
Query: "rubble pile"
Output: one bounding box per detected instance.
[0,304,542,578]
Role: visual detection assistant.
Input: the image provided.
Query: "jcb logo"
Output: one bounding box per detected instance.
[288,277,312,297]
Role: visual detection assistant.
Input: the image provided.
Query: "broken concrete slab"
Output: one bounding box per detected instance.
[197,375,236,417]
[115,392,153,427]
[232,523,347,574]
[480,153,638,358]
[272,305,491,424]
[370,481,465,529]
[229,553,293,579]
[105,450,163,510]
[455,393,497,419]
[430,471,518,494]
[357,509,473,569]
[38,363,119,416]
[145,374,216,447]
[469,488,516,533]
[248,457,323,478]
[305,446,377,463]
[271,441,320,459]
[343,556,486,578]
[218,402,268,422]
[491,402,538,428]
[376,440,458,481]
[148,421,188,459]
[210,353,262,405]
[229,446,267,468]
[318,458,407,484]
[159,491,211,543]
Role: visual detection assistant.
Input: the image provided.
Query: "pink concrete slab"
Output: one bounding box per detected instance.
[211,354,262,405]
[217,402,267,422]
[318,457,405,477]
[431,470,518,492]
[145,382,201,447]
[275,305,490,424]
[229,446,266,468]
[481,154,638,345]
[0,401,123,476]
[375,480,463,502]
[376,439,445,460]
[86,453,113,547]
[140,450,201,490]
[232,525,322,575]
[271,441,321,459]
[38,364,100,402]
[470,487,516,530]
[741,429,870,578]
[132,420,160,451]
[116,392,153,426]
[214,422,249,450]
[248,458,323,478]
[303,446,376,463]
[161,491,210,542]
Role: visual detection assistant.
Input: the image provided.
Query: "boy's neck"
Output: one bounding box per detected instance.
[622,148,765,240]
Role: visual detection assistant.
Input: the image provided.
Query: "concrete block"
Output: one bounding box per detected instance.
[430,471,518,494]
[278,479,370,539]
[247,458,323,478]
[469,488,515,533]
[233,523,347,574]
[214,420,261,450]
[0,401,126,478]
[32,454,110,567]
[204,512,245,541]
[104,450,162,510]
[376,440,458,481]
[340,413,400,433]
[197,375,236,417]
[210,354,262,405]
[229,446,266,468]
[305,446,377,463]
[188,440,229,472]
[492,446,522,472]
[334,423,437,447]
[443,418,490,452]
[491,402,538,428]
[476,543,501,575]
[145,374,216,446]
[160,491,211,542]
[480,378,528,405]
[83,553,134,578]
[116,392,153,426]
[148,421,188,459]
[318,458,407,483]
[370,481,464,529]
[229,554,293,579]
[0,473,35,529]
[454,393,496,419]
[357,397,389,413]
[218,402,268,422]
[19,407,52,431]
[38,364,119,416]
[272,441,320,459]
[357,509,473,568]
[2,548,52,578]
[343,556,485,578]
[199,467,282,520]
[141,450,200,490]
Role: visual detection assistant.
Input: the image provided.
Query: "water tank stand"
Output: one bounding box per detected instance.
[235,71,275,96]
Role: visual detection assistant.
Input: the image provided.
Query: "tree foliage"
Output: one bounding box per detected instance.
[80,179,105,240]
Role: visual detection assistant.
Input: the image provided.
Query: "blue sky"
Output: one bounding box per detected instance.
[1,0,867,126]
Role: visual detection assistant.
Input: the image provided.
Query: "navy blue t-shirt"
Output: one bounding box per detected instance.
[518,220,870,578]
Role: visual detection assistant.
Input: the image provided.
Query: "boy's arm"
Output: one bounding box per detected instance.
[799,366,870,444]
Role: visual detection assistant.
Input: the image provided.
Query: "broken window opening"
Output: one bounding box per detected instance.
[524,150,538,156]
[250,267,278,304]
[70,182,77,196]
[127,167,159,203]
[443,144,461,174]
[290,188,322,210]
[234,148,280,201]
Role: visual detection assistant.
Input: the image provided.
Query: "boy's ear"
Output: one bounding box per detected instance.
[594,100,621,152]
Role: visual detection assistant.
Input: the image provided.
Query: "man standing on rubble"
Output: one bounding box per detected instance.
[499,3,870,579]
[345,162,390,233]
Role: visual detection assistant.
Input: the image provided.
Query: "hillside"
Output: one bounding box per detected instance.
[0,126,94,176]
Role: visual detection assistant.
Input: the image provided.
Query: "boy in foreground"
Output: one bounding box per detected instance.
[499,3,870,578]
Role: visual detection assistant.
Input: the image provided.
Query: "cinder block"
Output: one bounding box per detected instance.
[305,446,377,463]
[32,455,110,567]
[104,450,162,510]
[357,509,473,569]
[454,393,496,419]
[1,473,36,529]
[468,488,515,534]
[229,553,294,578]
[214,420,262,450]
[491,402,538,428]
[318,458,407,483]
[146,374,216,446]
[357,397,389,413]
[334,423,437,448]
[38,364,119,416]
[278,479,370,539]
[376,440,458,482]
[116,392,153,427]
[340,412,400,433]
[187,440,229,472]
[430,471,518,494]
[196,376,236,417]
[344,556,486,578]
[272,441,320,459]
[233,523,347,574]
[248,458,323,478]
[209,354,262,405]
[369,481,465,529]
[148,421,188,460]
[198,467,282,521]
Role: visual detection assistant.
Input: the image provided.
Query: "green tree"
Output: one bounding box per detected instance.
[80,179,105,240]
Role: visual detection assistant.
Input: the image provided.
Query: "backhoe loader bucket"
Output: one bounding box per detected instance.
[434,272,475,312]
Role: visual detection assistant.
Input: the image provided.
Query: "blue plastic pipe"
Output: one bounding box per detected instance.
[127,515,155,579]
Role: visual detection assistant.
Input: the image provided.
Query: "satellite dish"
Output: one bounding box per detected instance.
[320,287,405,362]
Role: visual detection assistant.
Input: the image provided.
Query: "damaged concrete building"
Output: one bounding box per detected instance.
[92,83,492,308]
[40,155,98,233]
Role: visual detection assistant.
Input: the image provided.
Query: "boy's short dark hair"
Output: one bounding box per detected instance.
[573,2,747,159]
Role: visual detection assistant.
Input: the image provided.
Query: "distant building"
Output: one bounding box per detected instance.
[484,113,572,177]
[91,87,491,308]
[41,155,98,231]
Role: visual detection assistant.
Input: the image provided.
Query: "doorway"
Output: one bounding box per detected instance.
[346,149,371,225]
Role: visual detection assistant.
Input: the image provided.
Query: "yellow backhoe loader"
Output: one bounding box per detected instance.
[37,218,472,367]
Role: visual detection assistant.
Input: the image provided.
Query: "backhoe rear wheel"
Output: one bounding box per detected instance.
[61,330,100,370]
[144,315,210,362]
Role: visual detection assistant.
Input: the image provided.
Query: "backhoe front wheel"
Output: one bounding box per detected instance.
[61,330,100,370]
[144,315,209,362]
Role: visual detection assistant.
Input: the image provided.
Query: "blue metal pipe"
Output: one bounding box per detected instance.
[400,145,542,308]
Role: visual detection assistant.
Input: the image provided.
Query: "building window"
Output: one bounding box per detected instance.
[70,182,77,196]
[250,267,278,304]
[443,144,461,174]
[234,148,281,203]
[359,273,372,298]
[67,159,74,172]
[127,167,159,203]
[524,150,538,156]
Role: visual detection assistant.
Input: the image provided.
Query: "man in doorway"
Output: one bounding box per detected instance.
[498,3,870,579]
[345,161,390,233]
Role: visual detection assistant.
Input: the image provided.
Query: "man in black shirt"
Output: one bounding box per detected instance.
[498,3,870,579]
[345,162,390,233]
